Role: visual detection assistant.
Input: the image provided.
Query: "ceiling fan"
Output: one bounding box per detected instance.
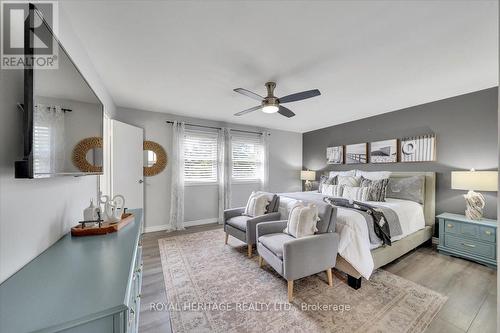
[233,82,321,118]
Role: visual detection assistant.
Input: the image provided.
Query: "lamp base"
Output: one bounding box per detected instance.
[464,190,485,220]
[304,180,313,192]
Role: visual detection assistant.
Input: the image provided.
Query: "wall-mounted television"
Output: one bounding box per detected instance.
[15,4,104,178]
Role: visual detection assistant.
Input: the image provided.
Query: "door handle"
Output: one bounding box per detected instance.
[138,180,143,184]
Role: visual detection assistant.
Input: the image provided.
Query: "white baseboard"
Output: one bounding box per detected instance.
[143,224,170,233]
[183,218,219,228]
[143,218,219,233]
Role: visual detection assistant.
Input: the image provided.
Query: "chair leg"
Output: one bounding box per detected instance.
[247,245,252,258]
[326,268,333,287]
[224,233,228,245]
[258,255,263,268]
[287,280,294,302]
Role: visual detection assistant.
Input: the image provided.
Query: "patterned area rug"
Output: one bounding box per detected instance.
[158,229,446,333]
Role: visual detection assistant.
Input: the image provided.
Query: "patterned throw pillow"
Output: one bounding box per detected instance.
[318,175,336,192]
[360,176,389,201]
[337,175,361,187]
[321,184,343,197]
[284,203,319,238]
[342,186,369,202]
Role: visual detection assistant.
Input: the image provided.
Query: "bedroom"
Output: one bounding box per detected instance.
[0,1,498,333]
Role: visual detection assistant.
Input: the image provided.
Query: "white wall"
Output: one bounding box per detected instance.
[114,107,302,231]
[0,4,116,283]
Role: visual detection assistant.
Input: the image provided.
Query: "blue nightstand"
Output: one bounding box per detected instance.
[437,213,497,268]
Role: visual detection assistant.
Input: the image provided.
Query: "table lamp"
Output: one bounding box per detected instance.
[301,170,316,191]
[451,169,497,220]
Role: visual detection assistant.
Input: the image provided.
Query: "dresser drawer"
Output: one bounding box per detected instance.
[444,234,496,260]
[479,226,496,243]
[442,220,461,235]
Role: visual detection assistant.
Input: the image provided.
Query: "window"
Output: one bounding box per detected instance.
[184,129,218,183]
[231,133,262,182]
[33,125,51,174]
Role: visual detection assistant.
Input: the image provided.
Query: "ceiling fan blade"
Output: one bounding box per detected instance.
[278,105,295,118]
[234,105,262,116]
[233,88,264,101]
[279,89,321,103]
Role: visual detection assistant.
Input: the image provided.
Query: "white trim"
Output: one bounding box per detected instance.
[143,218,219,233]
[183,218,218,227]
[143,224,170,233]
[184,181,218,187]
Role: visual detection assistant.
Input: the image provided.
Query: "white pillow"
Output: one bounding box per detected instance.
[278,197,302,219]
[355,170,392,180]
[321,184,343,197]
[284,203,319,238]
[337,175,361,187]
[342,186,369,202]
[329,170,356,179]
[244,192,269,217]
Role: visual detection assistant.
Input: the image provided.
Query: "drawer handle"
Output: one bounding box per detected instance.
[447,224,454,228]
[485,231,492,235]
[135,266,142,273]
[462,243,476,248]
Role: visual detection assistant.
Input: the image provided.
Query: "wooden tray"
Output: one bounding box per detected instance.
[71,213,134,237]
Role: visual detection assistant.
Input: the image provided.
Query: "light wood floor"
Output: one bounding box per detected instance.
[139,224,497,333]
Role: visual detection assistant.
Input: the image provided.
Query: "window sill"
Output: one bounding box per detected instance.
[231,180,261,185]
[185,181,218,187]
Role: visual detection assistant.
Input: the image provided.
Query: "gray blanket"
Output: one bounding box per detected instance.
[279,192,402,246]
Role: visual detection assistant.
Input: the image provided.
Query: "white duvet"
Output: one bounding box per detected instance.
[335,198,425,279]
[280,193,425,280]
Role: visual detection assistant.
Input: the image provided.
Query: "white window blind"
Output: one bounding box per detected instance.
[184,129,218,183]
[231,133,262,182]
[33,125,51,174]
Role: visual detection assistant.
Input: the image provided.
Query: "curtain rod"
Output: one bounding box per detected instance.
[165,121,268,136]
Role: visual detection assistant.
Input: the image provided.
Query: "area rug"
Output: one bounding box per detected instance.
[158,229,447,333]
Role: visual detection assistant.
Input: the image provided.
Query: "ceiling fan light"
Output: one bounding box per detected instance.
[262,105,279,113]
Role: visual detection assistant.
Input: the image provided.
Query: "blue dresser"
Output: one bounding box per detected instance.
[437,213,497,268]
[0,209,143,333]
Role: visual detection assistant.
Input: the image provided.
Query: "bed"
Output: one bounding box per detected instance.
[280,171,435,289]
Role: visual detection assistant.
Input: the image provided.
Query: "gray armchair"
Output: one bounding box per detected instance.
[224,194,280,258]
[256,203,339,302]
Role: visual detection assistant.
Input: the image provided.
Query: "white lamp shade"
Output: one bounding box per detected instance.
[451,171,498,192]
[300,170,316,181]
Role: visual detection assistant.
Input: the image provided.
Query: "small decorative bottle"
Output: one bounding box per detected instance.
[83,199,98,221]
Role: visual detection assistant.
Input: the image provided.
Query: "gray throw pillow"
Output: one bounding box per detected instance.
[360,176,389,201]
[386,176,425,204]
[318,175,336,192]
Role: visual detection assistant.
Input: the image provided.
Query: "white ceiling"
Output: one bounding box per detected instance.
[62,0,498,133]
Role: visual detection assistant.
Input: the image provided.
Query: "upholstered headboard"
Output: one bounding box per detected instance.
[321,171,436,227]
[388,172,436,227]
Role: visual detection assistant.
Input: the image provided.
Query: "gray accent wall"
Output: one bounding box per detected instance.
[303,87,498,220]
[0,5,116,284]
[114,107,302,231]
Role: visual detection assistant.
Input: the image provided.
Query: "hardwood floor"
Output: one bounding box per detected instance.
[139,225,497,333]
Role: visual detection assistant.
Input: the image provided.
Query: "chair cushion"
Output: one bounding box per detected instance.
[226,215,250,231]
[258,233,294,259]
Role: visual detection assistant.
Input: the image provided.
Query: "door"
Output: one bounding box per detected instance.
[111,120,144,213]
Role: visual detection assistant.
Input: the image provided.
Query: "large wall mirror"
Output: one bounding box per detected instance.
[143,141,167,176]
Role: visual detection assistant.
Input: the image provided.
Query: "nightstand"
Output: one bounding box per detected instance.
[437,213,497,268]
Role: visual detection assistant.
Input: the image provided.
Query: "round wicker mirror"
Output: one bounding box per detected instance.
[72,137,103,173]
[143,140,167,176]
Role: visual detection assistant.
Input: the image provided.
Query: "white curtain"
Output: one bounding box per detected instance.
[260,130,270,191]
[223,128,232,210]
[33,104,65,174]
[168,121,186,231]
[218,128,232,223]
[217,129,225,223]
